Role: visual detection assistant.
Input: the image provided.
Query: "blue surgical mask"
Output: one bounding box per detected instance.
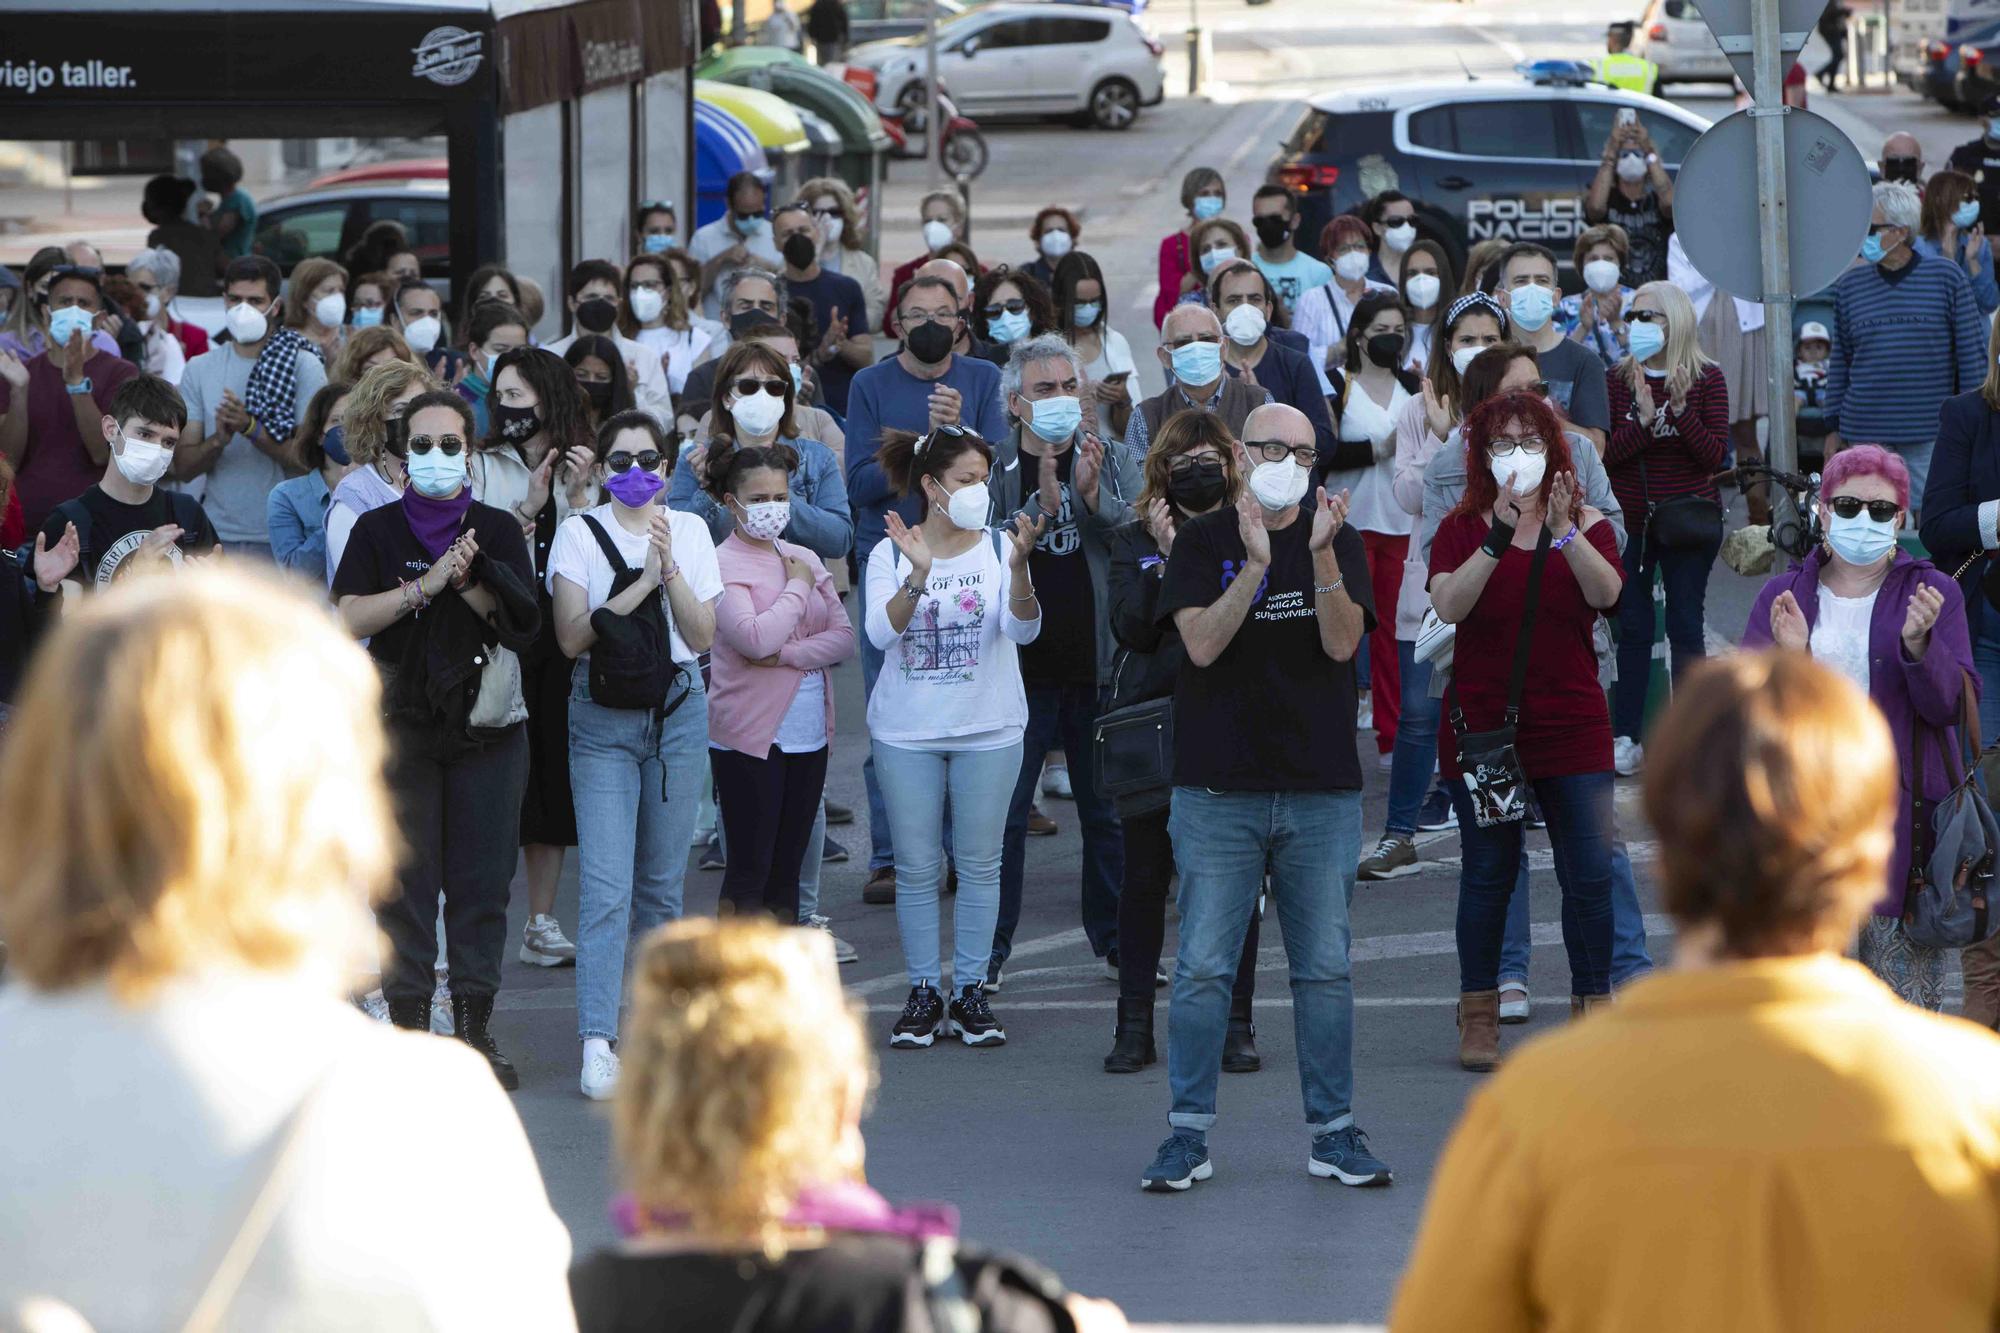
[733,213,767,237]
[406,448,467,499]
[1860,233,1886,264]
[643,232,677,253]
[47,305,93,349]
[989,309,1030,344]
[321,424,350,466]
[1192,195,1224,220]
[790,361,805,397]
[1024,394,1082,443]
[351,306,384,329]
[1627,320,1666,363]
[1507,284,1555,333]
[1955,200,1983,229]
[1170,339,1223,386]
[1072,301,1102,328]
[1825,510,1898,566]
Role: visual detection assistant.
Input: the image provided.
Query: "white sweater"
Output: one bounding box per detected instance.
[0,973,575,1332]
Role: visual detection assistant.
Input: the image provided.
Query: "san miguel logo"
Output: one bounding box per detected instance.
[412,26,485,86]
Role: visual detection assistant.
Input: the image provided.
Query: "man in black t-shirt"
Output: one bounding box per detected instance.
[39,373,218,591]
[988,337,1139,987]
[773,204,872,414]
[1140,402,1393,1196]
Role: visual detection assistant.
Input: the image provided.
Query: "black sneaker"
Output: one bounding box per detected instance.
[946,982,1006,1047]
[821,834,850,863]
[890,984,945,1048]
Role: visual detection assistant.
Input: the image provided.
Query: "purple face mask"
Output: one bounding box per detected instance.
[604,466,664,508]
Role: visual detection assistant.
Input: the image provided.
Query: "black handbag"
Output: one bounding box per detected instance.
[1093,695,1174,819]
[1448,528,1551,829]
[1638,446,1724,550]
[581,515,689,716]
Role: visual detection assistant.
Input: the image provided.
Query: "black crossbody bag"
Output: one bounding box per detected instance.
[1448,528,1551,828]
[1638,442,1724,550]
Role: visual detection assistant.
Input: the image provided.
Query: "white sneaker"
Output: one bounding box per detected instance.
[581,1047,621,1101]
[358,989,390,1023]
[1613,736,1644,777]
[519,913,577,967]
[1042,763,1073,799]
[1357,694,1374,731]
[807,914,859,964]
[429,976,454,1035]
[1499,983,1532,1024]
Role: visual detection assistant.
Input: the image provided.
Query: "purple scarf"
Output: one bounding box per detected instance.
[400,486,472,560]
[611,1180,958,1242]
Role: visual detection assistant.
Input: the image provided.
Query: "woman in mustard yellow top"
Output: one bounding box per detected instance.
[1392,651,2000,1333]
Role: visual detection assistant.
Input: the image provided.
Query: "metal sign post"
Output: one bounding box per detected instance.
[925,0,941,192]
[1752,0,1797,476]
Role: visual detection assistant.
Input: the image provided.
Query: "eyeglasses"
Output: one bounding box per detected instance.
[406,434,466,457]
[1169,454,1222,475]
[1489,435,1546,456]
[1248,439,1316,466]
[1830,496,1899,522]
[731,377,789,397]
[981,299,1028,318]
[1627,309,1667,324]
[900,309,959,327]
[1166,333,1223,348]
[606,450,665,473]
[1866,222,1901,235]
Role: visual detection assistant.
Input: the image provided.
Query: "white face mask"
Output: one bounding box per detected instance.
[224,300,268,344]
[1490,449,1547,496]
[735,498,791,541]
[1582,259,1623,294]
[1223,303,1267,347]
[933,478,990,530]
[1039,228,1073,260]
[113,435,173,486]
[822,215,845,247]
[628,287,665,323]
[730,388,787,437]
[922,219,954,252]
[403,314,442,354]
[143,292,161,319]
[1616,151,1648,182]
[1198,245,1238,275]
[1248,457,1309,511]
[1382,221,1417,253]
[313,292,346,327]
[1404,274,1441,310]
[1334,251,1371,283]
[1452,344,1483,375]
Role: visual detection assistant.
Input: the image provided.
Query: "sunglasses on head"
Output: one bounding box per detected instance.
[1830,496,1899,523]
[407,434,466,457]
[607,450,665,473]
[732,377,788,397]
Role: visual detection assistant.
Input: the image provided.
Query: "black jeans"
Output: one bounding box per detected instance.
[711,744,829,923]
[380,721,530,1004]
[1118,804,1260,1005]
[1613,525,1721,740]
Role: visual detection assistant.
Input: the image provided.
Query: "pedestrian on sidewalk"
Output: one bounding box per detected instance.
[806,0,849,64]
[1155,167,1226,329]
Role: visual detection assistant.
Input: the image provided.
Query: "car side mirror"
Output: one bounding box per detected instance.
[961,37,979,58]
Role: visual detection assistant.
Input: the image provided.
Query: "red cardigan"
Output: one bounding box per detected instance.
[1154,231,1192,330]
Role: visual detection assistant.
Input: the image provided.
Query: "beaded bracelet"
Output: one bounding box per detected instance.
[1551,525,1579,553]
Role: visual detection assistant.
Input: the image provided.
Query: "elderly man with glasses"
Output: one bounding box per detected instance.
[1125,304,1269,459]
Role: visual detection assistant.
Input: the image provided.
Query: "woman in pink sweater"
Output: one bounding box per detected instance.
[707,439,857,923]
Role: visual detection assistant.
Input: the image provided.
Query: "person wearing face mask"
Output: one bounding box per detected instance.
[1879,130,1925,189]
[1395,239,1454,376]
[1914,169,2000,318]
[1823,181,1987,520]
[454,300,531,440]
[546,260,676,427]
[1948,100,2000,231]
[622,253,713,398]
[1180,217,1254,310]
[1156,167,1227,329]
[1493,243,1610,453]
[349,272,392,331]
[1363,191,1420,287]
[395,278,465,384]
[267,379,356,585]
[36,372,217,591]
[1393,292,1507,473]
[887,189,972,320]
[1022,205,1081,290]
[1292,215,1397,380]
[1140,402,1389,1194]
[171,256,329,558]
[866,424,1044,1049]
[633,200,678,257]
[548,411,722,1099]
[771,203,872,414]
[1557,224,1635,370]
[126,246,208,374]
[1744,444,1974,1012]
[286,257,350,366]
[566,336,638,434]
[1427,391,1625,1070]
[333,392,543,1086]
[1124,304,1270,460]
[1053,250,1137,441]
[690,172,783,320]
[324,358,433,588]
[1248,186,1333,314]
[1209,260,1333,463]
[799,176,885,331]
[1584,119,1674,287]
[969,267,1058,366]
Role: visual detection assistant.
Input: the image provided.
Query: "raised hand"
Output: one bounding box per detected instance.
[684,443,710,489]
[1036,446,1062,513]
[562,444,599,506]
[1074,434,1104,510]
[647,510,674,574]
[885,510,932,582]
[0,347,27,391]
[61,320,91,385]
[1308,485,1349,552]
[1092,375,1128,406]
[32,522,80,591]
[1903,584,1946,656]
[1235,489,1271,566]
[135,524,184,567]
[1770,589,1809,652]
[927,383,962,431]
[525,448,557,514]
[1007,512,1047,569]
[1632,375,1656,423]
[450,529,481,589]
[1421,377,1453,440]
[1497,479,1530,527]
[1144,497,1177,556]
[1544,470,1577,537]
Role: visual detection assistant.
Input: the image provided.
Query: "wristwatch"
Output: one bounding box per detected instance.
[64,377,92,396]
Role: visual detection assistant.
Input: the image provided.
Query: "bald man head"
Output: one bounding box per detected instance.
[1879,132,1923,185]
[1241,402,1318,515]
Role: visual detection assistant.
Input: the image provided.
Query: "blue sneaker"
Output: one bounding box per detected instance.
[1308,1124,1393,1187]
[1140,1132,1213,1193]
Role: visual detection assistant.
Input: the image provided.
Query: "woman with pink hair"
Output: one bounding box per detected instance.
[1291,214,1397,378]
[1741,443,1975,1008]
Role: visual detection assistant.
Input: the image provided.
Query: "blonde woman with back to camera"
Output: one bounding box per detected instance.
[568,916,1127,1333]
[1392,653,2000,1333]
[0,568,573,1329]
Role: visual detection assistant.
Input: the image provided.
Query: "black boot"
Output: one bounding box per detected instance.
[452,993,520,1091]
[386,995,430,1031]
[1103,996,1156,1073]
[1222,993,1261,1073]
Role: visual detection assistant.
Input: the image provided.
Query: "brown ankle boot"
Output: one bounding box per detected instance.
[1456,990,1501,1072]
[1569,993,1614,1019]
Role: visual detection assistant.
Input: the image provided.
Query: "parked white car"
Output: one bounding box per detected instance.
[1630,0,1833,91]
[844,2,1166,129]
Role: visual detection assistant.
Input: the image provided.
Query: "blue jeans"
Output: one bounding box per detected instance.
[1451,770,1615,995]
[796,799,829,921]
[1974,597,2000,746]
[1167,787,1362,1135]
[861,634,951,871]
[1384,641,1441,836]
[994,683,1123,970]
[1613,527,1720,740]
[568,663,710,1042]
[1498,840,1653,988]
[877,740,1022,988]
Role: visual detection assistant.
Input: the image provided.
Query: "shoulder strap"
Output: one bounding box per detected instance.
[990,525,1006,565]
[51,497,93,557]
[581,513,631,576]
[1501,528,1556,724]
[168,489,206,536]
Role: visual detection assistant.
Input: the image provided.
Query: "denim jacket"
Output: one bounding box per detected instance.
[666,435,853,562]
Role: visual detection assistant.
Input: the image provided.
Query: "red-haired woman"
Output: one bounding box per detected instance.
[1292,214,1397,378]
[1427,390,1625,1071]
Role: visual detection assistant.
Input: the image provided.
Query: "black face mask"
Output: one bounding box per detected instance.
[781,233,817,270]
[495,400,543,443]
[384,415,409,457]
[1365,332,1405,369]
[1252,214,1292,249]
[582,381,614,414]
[905,320,954,366]
[575,297,618,334]
[1167,458,1228,514]
[1881,156,1923,183]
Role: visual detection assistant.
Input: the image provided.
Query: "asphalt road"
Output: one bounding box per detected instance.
[492,2,1974,1326]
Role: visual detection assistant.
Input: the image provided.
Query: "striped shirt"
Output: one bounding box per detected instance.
[1604,363,1729,520]
[1825,252,1988,446]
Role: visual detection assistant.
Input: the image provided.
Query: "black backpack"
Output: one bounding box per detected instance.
[581,514,689,715]
[35,489,209,582]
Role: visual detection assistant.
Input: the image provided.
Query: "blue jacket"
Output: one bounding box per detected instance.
[667,435,853,561]
[1914,233,2000,318]
[267,471,332,583]
[1919,388,2000,581]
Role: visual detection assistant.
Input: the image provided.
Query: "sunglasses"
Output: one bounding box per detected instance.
[607,450,665,473]
[732,377,788,397]
[407,434,466,457]
[982,299,1028,318]
[1829,496,1899,523]
[1627,309,1667,324]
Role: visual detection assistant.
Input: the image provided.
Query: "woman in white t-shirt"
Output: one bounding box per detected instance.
[865,425,1043,1052]
[620,253,712,398]
[548,411,722,1103]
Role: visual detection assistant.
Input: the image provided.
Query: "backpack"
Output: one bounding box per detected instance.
[40,489,208,583]
[581,514,689,715]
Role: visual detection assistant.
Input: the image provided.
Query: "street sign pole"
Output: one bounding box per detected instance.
[926,1,941,193]
[1752,0,1798,477]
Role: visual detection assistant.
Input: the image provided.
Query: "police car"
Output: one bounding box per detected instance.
[1270,72,1710,281]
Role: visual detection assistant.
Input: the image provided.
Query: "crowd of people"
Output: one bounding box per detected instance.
[8,108,2000,1327]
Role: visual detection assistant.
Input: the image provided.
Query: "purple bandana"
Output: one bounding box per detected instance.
[400,486,472,560]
